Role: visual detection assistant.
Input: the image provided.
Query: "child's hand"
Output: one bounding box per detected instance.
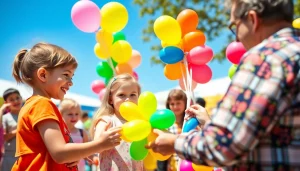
[185,104,211,126]
[0,103,11,114]
[98,122,122,151]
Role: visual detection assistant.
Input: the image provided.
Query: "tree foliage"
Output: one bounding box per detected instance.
[133,0,300,66]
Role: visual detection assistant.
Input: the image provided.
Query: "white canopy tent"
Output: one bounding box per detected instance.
[155,77,231,109]
[0,79,101,111]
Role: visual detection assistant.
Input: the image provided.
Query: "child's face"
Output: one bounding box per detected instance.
[110,82,139,115]
[62,106,81,126]
[5,93,22,112]
[44,65,75,100]
[168,98,186,117]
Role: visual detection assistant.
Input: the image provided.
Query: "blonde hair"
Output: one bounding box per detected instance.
[59,98,81,115]
[90,74,141,137]
[12,42,78,86]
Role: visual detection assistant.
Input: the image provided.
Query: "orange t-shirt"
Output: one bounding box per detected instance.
[12,96,77,171]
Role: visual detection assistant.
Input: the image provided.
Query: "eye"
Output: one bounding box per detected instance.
[118,94,125,97]
[130,94,137,97]
[64,74,73,80]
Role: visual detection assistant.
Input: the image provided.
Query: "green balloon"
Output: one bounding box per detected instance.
[150,109,175,129]
[96,61,113,79]
[111,58,118,67]
[113,31,126,43]
[129,138,148,161]
[228,64,238,79]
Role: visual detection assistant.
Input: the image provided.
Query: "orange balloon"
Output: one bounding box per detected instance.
[179,77,197,91]
[177,9,199,36]
[116,63,133,75]
[128,50,142,68]
[183,31,206,52]
[164,62,186,80]
[143,153,157,170]
[147,131,171,161]
[192,163,214,171]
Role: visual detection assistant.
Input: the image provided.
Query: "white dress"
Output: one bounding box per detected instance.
[97,115,143,171]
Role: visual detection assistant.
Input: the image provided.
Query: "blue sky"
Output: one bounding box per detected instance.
[0,0,232,99]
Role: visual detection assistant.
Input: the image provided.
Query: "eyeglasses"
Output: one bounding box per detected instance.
[228,22,237,35]
[228,20,242,41]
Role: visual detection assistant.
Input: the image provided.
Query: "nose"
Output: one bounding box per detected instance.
[124,97,130,102]
[68,80,73,87]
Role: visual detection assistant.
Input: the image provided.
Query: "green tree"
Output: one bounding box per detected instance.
[133,0,300,66]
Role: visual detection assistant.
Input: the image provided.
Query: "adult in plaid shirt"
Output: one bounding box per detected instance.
[146,0,300,170]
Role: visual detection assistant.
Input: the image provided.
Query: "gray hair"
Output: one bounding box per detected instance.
[225,0,294,22]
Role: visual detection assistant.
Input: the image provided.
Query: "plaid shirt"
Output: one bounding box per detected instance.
[175,27,300,171]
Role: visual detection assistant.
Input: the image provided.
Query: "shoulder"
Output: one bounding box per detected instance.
[2,113,12,120]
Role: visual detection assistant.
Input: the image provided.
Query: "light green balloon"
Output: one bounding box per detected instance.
[228,64,238,79]
[129,138,148,161]
[150,109,175,129]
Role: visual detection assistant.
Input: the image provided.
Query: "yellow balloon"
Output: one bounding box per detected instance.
[94,43,110,59]
[119,102,145,121]
[122,120,151,141]
[96,29,113,46]
[110,40,132,63]
[293,18,300,29]
[138,91,157,120]
[154,15,181,44]
[101,2,129,32]
[192,163,214,171]
[143,153,157,170]
[161,40,183,49]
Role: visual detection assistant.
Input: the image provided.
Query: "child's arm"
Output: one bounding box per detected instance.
[3,129,17,142]
[37,119,121,164]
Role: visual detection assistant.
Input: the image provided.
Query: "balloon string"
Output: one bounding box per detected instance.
[107,57,117,76]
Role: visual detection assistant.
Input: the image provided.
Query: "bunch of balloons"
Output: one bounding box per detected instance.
[153,9,214,92]
[293,18,300,29]
[225,41,246,79]
[118,92,176,164]
[71,1,142,99]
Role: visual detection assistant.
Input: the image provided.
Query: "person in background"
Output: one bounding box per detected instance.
[195,97,206,108]
[157,89,188,171]
[59,98,90,171]
[1,88,22,171]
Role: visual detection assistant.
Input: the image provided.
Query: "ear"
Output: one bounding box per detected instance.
[248,10,260,33]
[36,68,48,83]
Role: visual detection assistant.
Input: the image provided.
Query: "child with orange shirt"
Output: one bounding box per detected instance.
[11,43,121,171]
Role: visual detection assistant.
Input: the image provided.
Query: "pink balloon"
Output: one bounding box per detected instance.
[187,45,214,65]
[98,88,106,101]
[226,41,246,64]
[180,160,194,171]
[190,64,212,84]
[133,71,139,80]
[179,77,197,90]
[71,1,101,33]
[91,80,105,94]
[128,50,142,68]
